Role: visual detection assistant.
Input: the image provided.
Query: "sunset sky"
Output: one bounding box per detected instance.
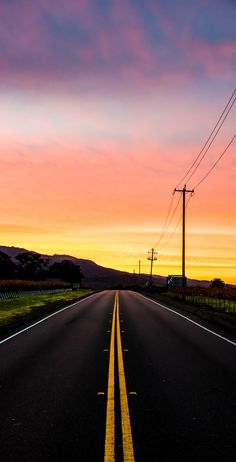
[0,0,235,283]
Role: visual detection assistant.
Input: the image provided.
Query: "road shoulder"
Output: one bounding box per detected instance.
[0,291,97,341]
[137,290,236,337]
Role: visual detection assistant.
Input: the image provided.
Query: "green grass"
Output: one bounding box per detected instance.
[185,295,236,313]
[164,291,236,313]
[0,289,92,326]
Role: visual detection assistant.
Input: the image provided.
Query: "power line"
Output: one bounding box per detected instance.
[153,192,175,248]
[148,90,235,281]
[158,194,193,252]
[158,202,182,251]
[158,193,181,244]
[175,88,236,188]
[185,97,236,185]
[194,134,236,190]
[158,215,182,251]
[156,133,235,279]
[154,193,181,248]
[153,90,235,254]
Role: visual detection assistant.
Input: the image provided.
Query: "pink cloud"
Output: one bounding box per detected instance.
[187,39,236,76]
[0,3,45,55]
[0,1,185,90]
[0,0,234,94]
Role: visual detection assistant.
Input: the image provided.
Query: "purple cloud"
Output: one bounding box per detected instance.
[0,0,235,92]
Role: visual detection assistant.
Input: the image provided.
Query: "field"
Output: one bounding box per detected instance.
[0,279,71,291]
[0,289,92,327]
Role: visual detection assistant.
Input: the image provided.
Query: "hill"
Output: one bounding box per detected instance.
[0,245,211,289]
[0,245,151,289]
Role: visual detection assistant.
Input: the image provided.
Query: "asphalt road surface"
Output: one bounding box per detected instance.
[0,290,235,461]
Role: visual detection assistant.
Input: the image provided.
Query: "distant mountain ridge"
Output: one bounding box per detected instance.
[0,245,152,288]
[0,245,211,289]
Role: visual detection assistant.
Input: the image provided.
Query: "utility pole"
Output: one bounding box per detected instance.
[174,184,194,301]
[139,260,141,275]
[147,248,157,286]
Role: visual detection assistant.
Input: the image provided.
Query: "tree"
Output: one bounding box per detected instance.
[0,251,16,279]
[49,260,84,286]
[210,278,225,288]
[16,252,48,280]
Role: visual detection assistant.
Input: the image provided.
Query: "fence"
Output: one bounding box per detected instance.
[0,288,72,300]
[185,294,236,313]
[166,291,236,314]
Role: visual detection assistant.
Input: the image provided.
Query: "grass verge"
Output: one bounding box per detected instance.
[164,291,236,313]
[0,289,92,328]
[140,290,236,335]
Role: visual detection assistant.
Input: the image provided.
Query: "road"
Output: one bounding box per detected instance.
[0,290,235,461]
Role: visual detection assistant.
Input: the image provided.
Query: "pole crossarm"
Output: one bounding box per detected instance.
[147,249,158,260]
[174,188,194,194]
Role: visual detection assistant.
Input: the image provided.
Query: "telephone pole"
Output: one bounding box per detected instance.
[147,248,157,286]
[139,260,141,275]
[174,184,194,301]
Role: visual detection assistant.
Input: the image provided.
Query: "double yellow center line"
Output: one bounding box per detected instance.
[104,291,135,462]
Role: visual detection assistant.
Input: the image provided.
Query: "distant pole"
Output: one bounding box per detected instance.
[174,184,194,301]
[139,260,141,275]
[147,248,157,285]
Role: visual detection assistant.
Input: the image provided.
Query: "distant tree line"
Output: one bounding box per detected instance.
[210,278,225,288]
[0,251,84,286]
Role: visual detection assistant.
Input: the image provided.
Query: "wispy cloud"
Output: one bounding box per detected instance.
[0,0,235,91]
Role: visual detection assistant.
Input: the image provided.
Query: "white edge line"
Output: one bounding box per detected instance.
[138,293,236,347]
[0,292,98,345]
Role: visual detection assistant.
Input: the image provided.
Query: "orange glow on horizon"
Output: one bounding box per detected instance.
[0,222,235,285]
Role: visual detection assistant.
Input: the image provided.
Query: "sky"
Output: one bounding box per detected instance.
[0,0,236,283]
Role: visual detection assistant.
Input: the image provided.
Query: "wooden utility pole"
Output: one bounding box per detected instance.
[147,248,157,285]
[174,185,194,301]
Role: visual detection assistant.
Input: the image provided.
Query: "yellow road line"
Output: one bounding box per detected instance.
[116,292,135,462]
[104,294,116,462]
[104,291,135,461]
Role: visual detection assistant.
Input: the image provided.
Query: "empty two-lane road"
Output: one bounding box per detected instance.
[0,290,235,461]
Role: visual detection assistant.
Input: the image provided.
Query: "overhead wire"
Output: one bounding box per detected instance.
[185,97,236,185]
[158,215,182,252]
[156,131,235,268]
[158,194,193,252]
[193,134,236,190]
[150,89,235,259]
[155,193,182,249]
[157,195,182,251]
[154,192,181,248]
[153,192,175,248]
[175,88,236,188]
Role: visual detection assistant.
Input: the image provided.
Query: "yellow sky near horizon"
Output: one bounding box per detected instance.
[0,221,235,284]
